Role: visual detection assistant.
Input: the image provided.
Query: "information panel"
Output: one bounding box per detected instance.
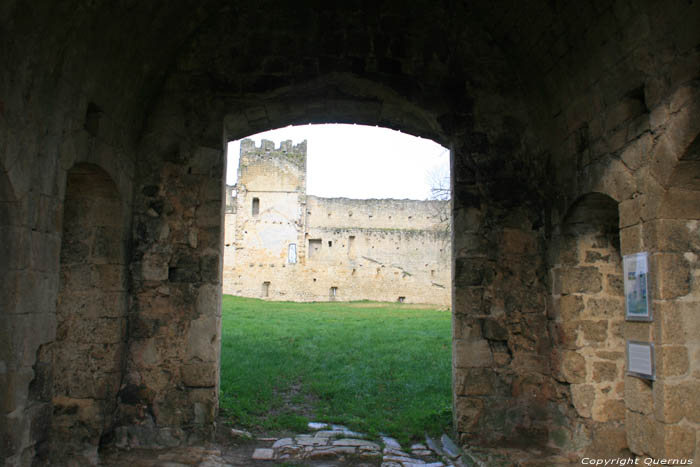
[626,340,655,380]
[623,252,652,321]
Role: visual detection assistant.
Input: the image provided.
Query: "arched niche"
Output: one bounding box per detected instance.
[0,168,19,413]
[51,163,129,463]
[548,192,626,455]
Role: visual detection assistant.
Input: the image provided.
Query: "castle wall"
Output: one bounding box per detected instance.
[222,139,451,306]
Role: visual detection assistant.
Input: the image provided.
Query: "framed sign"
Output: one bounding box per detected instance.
[623,252,652,321]
[626,340,655,380]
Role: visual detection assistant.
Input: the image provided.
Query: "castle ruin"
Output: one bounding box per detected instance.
[223,139,451,305]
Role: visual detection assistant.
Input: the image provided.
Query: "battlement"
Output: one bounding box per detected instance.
[240,138,307,156]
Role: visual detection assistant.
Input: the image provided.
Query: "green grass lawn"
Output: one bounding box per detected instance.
[219,295,453,444]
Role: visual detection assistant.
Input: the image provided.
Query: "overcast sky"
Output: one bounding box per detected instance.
[226,124,449,200]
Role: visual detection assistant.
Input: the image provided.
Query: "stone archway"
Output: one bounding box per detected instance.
[51,163,129,463]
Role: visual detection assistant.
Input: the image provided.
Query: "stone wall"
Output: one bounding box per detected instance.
[51,164,129,463]
[223,139,451,306]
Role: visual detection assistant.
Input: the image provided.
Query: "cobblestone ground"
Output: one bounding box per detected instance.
[99,421,580,466]
[98,422,506,467]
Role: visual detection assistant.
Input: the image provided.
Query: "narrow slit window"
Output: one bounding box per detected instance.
[348,235,356,258]
[330,286,338,300]
[252,197,260,216]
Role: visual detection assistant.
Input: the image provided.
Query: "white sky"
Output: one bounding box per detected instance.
[226,124,449,200]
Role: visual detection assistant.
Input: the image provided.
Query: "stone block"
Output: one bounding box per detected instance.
[585,297,621,318]
[626,410,659,457]
[655,380,700,424]
[553,267,602,295]
[650,253,690,299]
[593,361,618,382]
[625,376,653,415]
[620,132,652,172]
[455,369,499,396]
[454,338,493,368]
[453,287,485,317]
[556,294,584,321]
[653,301,686,344]
[657,345,689,377]
[606,273,624,295]
[589,425,628,456]
[560,350,586,384]
[196,284,221,317]
[662,424,696,459]
[598,399,626,422]
[578,320,608,342]
[644,219,697,252]
[571,384,595,418]
[623,321,652,341]
[660,189,700,220]
[182,364,217,388]
[650,134,680,188]
[619,198,642,229]
[186,314,219,361]
[619,224,642,255]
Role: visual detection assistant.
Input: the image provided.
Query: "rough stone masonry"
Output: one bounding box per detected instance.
[1,1,699,465]
[223,138,451,305]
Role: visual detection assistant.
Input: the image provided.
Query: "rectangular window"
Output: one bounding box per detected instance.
[330,286,338,300]
[262,281,270,297]
[252,197,260,216]
[308,239,322,258]
[288,243,297,264]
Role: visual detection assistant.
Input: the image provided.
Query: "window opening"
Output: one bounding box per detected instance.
[262,281,270,297]
[288,243,297,264]
[308,238,322,258]
[348,235,356,258]
[252,197,260,216]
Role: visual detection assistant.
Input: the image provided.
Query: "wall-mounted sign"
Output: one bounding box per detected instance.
[623,252,652,321]
[626,340,655,380]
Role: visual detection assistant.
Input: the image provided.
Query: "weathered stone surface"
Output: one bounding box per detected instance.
[571,384,595,418]
[560,350,587,384]
[454,338,493,368]
[554,267,603,295]
[381,436,402,450]
[251,448,275,460]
